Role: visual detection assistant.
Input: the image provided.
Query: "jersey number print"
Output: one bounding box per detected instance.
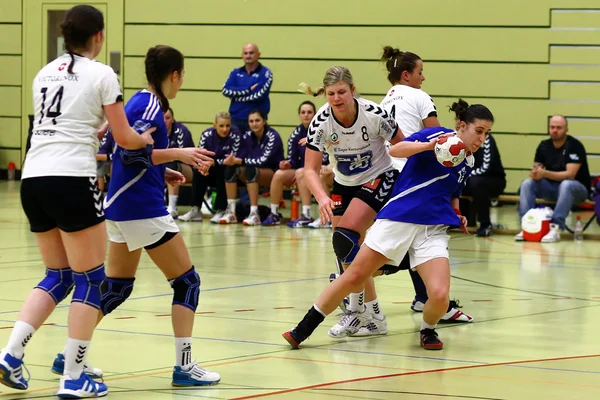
[39,86,65,125]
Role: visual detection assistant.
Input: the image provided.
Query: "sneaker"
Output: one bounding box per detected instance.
[439,300,473,323]
[200,202,213,215]
[514,231,525,241]
[219,210,237,224]
[541,223,561,243]
[411,298,426,312]
[57,373,107,398]
[307,219,332,229]
[328,310,369,338]
[282,329,302,349]
[172,362,220,386]
[329,273,349,312]
[352,316,388,337]
[51,353,103,379]
[286,215,314,228]
[178,207,203,222]
[475,223,492,237]
[262,212,282,226]
[420,328,443,350]
[167,207,178,219]
[209,210,225,224]
[0,350,28,390]
[242,211,261,226]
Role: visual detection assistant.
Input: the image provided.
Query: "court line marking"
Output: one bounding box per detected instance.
[228,353,600,399]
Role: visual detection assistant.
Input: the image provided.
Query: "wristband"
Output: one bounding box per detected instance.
[454,208,462,216]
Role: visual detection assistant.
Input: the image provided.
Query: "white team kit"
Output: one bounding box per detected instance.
[380,85,437,171]
[23,54,122,179]
[306,97,398,186]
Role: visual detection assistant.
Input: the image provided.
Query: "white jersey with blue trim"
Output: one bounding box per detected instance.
[306,97,398,186]
[377,127,474,227]
[104,90,169,222]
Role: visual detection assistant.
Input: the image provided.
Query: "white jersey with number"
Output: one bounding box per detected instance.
[380,85,437,171]
[22,54,123,179]
[306,97,398,186]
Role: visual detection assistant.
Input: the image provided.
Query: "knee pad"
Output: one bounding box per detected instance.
[100,277,135,316]
[332,227,361,264]
[35,267,74,304]
[244,166,259,183]
[169,266,200,312]
[224,166,240,183]
[72,264,106,310]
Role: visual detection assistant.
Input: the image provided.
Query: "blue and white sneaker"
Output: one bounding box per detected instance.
[57,373,107,398]
[286,215,314,228]
[51,353,103,379]
[172,362,220,386]
[0,350,28,390]
[329,273,349,313]
[262,212,282,226]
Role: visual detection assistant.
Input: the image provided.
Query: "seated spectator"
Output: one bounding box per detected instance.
[305,163,334,229]
[164,108,195,218]
[179,112,242,223]
[460,132,506,237]
[515,115,590,242]
[262,101,326,227]
[96,129,114,192]
[219,110,284,225]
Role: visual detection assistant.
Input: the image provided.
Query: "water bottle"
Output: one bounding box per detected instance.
[574,215,583,241]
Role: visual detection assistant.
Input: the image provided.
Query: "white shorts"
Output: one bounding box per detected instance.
[107,215,180,251]
[364,219,449,269]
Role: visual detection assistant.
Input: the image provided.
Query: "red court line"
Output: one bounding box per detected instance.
[234,309,255,312]
[472,299,493,302]
[273,307,294,310]
[551,297,572,300]
[230,353,600,400]
[196,311,216,314]
[114,316,136,320]
[512,298,532,301]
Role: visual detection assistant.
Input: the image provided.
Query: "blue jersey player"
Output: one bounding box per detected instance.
[100,45,220,386]
[283,99,494,351]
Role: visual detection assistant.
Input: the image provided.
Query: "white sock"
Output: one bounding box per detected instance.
[270,203,279,214]
[168,195,178,209]
[250,205,258,214]
[227,199,237,211]
[5,321,35,359]
[421,320,436,331]
[365,298,384,320]
[313,304,326,317]
[348,290,365,313]
[175,337,193,368]
[64,338,90,380]
[302,205,311,218]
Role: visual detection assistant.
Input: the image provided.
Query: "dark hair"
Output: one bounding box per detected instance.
[298,100,316,114]
[60,5,104,74]
[145,45,184,112]
[166,107,174,118]
[248,109,270,131]
[449,99,494,124]
[380,46,422,85]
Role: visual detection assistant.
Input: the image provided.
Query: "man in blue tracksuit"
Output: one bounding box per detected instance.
[221,43,273,133]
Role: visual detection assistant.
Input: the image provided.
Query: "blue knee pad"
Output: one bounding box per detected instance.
[35,267,74,304]
[332,227,361,264]
[100,277,135,316]
[72,265,106,310]
[169,267,200,312]
[244,165,259,183]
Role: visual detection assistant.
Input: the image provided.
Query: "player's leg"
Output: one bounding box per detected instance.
[263,169,295,226]
[145,233,220,386]
[287,168,315,228]
[242,167,274,226]
[220,165,240,224]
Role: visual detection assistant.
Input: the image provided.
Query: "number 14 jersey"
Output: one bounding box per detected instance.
[23,53,122,179]
[306,97,398,186]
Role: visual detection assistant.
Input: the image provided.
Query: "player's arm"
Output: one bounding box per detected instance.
[423,115,440,128]
[233,69,273,103]
[542,164,581,181]
[388,133,435,158]
[222,70,252,98]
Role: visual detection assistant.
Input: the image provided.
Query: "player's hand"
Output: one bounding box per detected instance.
[299,137,307,146]
[459,215,469,235]
[317,195,335,224]
[279,160,292,170]
[140,128,155,146]
[250,83,259,91]
[97,121,110,140]
[178,148,214,172]
[427,136,441,150]
[165,168,185,186]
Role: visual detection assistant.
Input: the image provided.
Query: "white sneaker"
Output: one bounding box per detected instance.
[242,211,261,226]
[172,362,220,386]
[167,207,178,219]
[308,219,332,229]
[200,202,213,216]
[514,231,525,241]
[352,315,388,337]
[178,206,203,222]
[210,211,225,224]
[219,210,237,224]
[541,224,561,243]
[328,310,369,338]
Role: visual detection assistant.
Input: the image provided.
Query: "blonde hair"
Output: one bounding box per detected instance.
[214,111,231,122]
[298,66,355,97]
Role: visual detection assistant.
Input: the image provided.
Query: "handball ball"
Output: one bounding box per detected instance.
[434,134,467,167]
